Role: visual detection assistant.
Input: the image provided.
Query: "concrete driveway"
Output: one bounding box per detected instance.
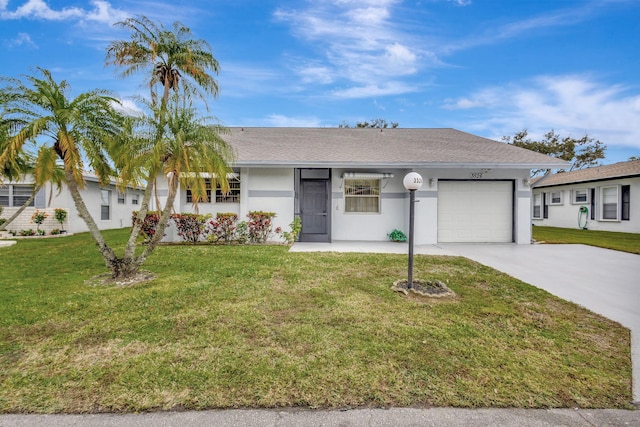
[292,241,640,404]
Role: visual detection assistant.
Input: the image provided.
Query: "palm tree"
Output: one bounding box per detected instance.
[106,15,224,217]
[106,15,220,108]
[0,67,125,268]
[113,96,233,274]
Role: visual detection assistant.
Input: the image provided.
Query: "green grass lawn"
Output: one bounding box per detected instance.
[0,229,632,413]
[533,226,640,254]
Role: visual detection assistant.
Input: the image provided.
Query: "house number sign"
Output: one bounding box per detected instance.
[470,172,484,179]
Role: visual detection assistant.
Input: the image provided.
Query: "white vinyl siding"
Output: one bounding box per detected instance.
[344,179,380,213]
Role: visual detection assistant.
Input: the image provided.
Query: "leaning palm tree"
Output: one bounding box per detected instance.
[0,67,125,269]
[112,96,233,275]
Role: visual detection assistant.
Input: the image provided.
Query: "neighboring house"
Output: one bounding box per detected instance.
[531,159,640,233]
[0,174,145,234]
[156,127,566,244]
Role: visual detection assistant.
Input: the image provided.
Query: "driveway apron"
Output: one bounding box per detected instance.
[439,243,640,404]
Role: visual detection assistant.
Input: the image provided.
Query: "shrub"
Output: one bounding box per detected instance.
[280,216,302,244]
[388,229,407,242]
[132,211,161,242]
[172,213,210,244]
[0,218,6,227]
[247,211,276,243]
[31,210,48,231]
[206,212,238,243]
[235,221,249,244]
[54,208,67,230]
[19,229,36,236]
[50,229,61,235]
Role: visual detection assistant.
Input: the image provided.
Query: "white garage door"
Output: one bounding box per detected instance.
[437,181,513,243]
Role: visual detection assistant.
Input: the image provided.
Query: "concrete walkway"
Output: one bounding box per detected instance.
[0,240,17,248]
[292,241,640,404]
[1,407,638,426]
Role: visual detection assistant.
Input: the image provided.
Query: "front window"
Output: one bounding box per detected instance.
[117,191,126,204]
[573,189,589,204]
[549,191,562,205]
[101,189,111,220]
[0,185,35,207]
[532,193,542,219]
[344,179,380,213]
[600,186,618,220]
[216,178,240,203]
[131,193,139,205]
[186,179,212,203]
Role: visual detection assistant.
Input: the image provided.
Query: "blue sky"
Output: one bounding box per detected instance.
[1,0,639,164]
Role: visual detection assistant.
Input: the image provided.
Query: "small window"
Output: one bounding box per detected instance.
[621,185,630,221]
[186,179,212,204]
[117,191,126,204]
[600,186,619,221]
[532,193,542,219]
[549,191,562,205]
[216,178,240,203]
[572,189,589,204]
[344,179,380,213]
[101,189,111,221]
[131,193,139,205]
[0,186,9,206]
[13,185,35,207]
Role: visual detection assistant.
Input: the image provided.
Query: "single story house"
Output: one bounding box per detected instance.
[156,127,567,244]
[0,174,145,235]
[531,159,640,233]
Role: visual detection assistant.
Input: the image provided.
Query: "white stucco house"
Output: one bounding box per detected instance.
[0,174,145,235]
[531,159,640,233]
[156,127,567,244]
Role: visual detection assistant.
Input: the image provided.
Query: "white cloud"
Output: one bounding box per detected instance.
[263,114,323,127]
[332,81,418,99]
[274,1,425,97]
[0,0,126,24]
[5,32,37,48]
[447,75,640,150]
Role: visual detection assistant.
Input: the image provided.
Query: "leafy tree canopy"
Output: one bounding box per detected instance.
[339,118,399,128]
[503,129,606,175]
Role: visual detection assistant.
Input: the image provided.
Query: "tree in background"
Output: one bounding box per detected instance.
[503,129,606,176]
[339,118,399,128]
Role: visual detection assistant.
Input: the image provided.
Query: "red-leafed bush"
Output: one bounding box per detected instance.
[206,212,238,243]
[247,211,276,243]
[172,213,209,244]
[132,211,161,242]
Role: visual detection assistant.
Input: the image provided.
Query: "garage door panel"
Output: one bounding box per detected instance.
[438,181,513,243]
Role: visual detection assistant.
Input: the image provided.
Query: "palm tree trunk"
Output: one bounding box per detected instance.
[134,172,178,267]
[122,175,155,260]
[0,185,41,231]
[63,168,120,269]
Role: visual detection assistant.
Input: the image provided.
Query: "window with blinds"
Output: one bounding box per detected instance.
[344,179,380,213]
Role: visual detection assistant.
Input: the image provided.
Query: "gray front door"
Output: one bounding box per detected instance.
[300,179,330,242]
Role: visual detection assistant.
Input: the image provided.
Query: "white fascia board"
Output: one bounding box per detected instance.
[233,161,570,169]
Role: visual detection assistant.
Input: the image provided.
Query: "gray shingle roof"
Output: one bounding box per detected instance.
[224,127,569,169]
[533,159,640,188]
